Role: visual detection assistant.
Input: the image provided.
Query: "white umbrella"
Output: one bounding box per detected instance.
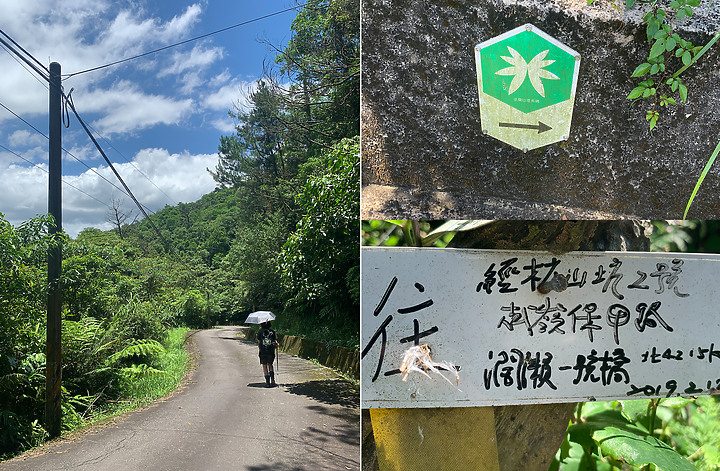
[244,310,276,324]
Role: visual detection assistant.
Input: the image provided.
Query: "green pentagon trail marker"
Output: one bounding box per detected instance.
[475,24,581,152]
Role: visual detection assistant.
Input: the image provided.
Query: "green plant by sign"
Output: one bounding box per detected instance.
[592,0,719,218]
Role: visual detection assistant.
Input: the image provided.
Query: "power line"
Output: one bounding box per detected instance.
[0,27,207,247]
[0,99,148,209]
[64,94,169,246]
[0,42,50,91]
[0,143,111,209]
[63,3,307,79]
[84,121,177,206]
[0,96,166,240]
[0,29,49,83]
[0,28,48,74]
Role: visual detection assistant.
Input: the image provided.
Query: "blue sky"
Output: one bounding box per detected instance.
[0,0,301,236]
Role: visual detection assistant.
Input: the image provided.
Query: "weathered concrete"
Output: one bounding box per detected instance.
[361,0,720,219]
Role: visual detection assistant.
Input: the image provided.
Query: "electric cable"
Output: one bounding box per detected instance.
[0,31,49,83]
[0,143,111,209]
[0,99,149,210]
[0,28,49,74]
[0,42,50,91]
[64,93,170,246]
[0,27,215,251]
[0,28,185,211]
[84,120,177,206]
[63,3,307,79]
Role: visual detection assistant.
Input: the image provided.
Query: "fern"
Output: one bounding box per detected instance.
[0,373,27,391]
[106,339,166,365]
[119,364,168,379]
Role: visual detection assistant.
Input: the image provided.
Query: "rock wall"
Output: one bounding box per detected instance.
[361,0,720,219]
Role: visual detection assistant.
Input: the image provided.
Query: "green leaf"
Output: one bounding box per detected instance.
[649,39,667,58]
[627,86,645,100]
[626,0,636,8]
[660,397,690,408]
[669,0,681,7]
[620,399,652,424]
[646,110,659,130]
[647,21,660,41]
[687,0,700,5]
[684,5,693,16]
[684,139,720,219]
[631,62,652,77]
[679,83,688,102]
[594,426,696,471]
[649,115,658,130]
[665,37,677,51]
[682,50,692,65]
[650,63,659,74]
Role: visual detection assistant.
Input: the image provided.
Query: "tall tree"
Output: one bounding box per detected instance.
[268,0,360,151]
[210,81,286,189]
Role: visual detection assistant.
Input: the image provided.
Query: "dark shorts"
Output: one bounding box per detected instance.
[259,351,275,365]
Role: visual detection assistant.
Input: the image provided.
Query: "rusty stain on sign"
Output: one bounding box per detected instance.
[475,24,581,151]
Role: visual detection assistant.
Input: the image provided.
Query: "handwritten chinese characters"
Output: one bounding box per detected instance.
[362,248,720,409]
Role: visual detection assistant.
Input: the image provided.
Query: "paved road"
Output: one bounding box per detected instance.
[1,327,359,470]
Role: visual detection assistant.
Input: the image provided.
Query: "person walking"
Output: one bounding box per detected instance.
[257,321,279,387]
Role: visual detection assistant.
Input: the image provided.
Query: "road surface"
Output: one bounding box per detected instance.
[1,327,359,471]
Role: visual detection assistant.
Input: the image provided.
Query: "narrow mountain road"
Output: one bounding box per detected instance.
[1,327,359,471]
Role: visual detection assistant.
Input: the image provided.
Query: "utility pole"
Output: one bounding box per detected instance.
[46,61,62,438]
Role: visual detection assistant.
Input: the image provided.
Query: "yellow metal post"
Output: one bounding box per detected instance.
[370,407,500,471]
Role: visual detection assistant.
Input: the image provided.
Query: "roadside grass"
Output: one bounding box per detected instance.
[121,327,190,403]
[69,327,191,430]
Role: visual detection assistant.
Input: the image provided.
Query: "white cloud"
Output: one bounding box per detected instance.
[1,147,218,237]
[211,117,237,134]
[160,43,224,78]
[0,163,48,223]
[158,4,203,42]
[75,81,195,135]
[8,130,46,148]
[0,1,204,126]
[203,77,258,112]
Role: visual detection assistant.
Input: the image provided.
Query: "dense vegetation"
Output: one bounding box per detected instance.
[1,0,358,460]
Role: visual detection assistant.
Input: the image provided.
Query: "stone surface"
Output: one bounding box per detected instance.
[361,0,720,219]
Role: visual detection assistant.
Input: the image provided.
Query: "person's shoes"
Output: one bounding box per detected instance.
[269,371,276,387]
[264,375,270,387]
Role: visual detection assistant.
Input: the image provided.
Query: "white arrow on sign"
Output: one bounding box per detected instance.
[362,247,720,409]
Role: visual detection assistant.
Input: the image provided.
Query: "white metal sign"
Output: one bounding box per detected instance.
[361,247,720,408]
[475,24,581,151]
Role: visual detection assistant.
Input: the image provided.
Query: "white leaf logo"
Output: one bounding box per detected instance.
[495,47,560,98]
